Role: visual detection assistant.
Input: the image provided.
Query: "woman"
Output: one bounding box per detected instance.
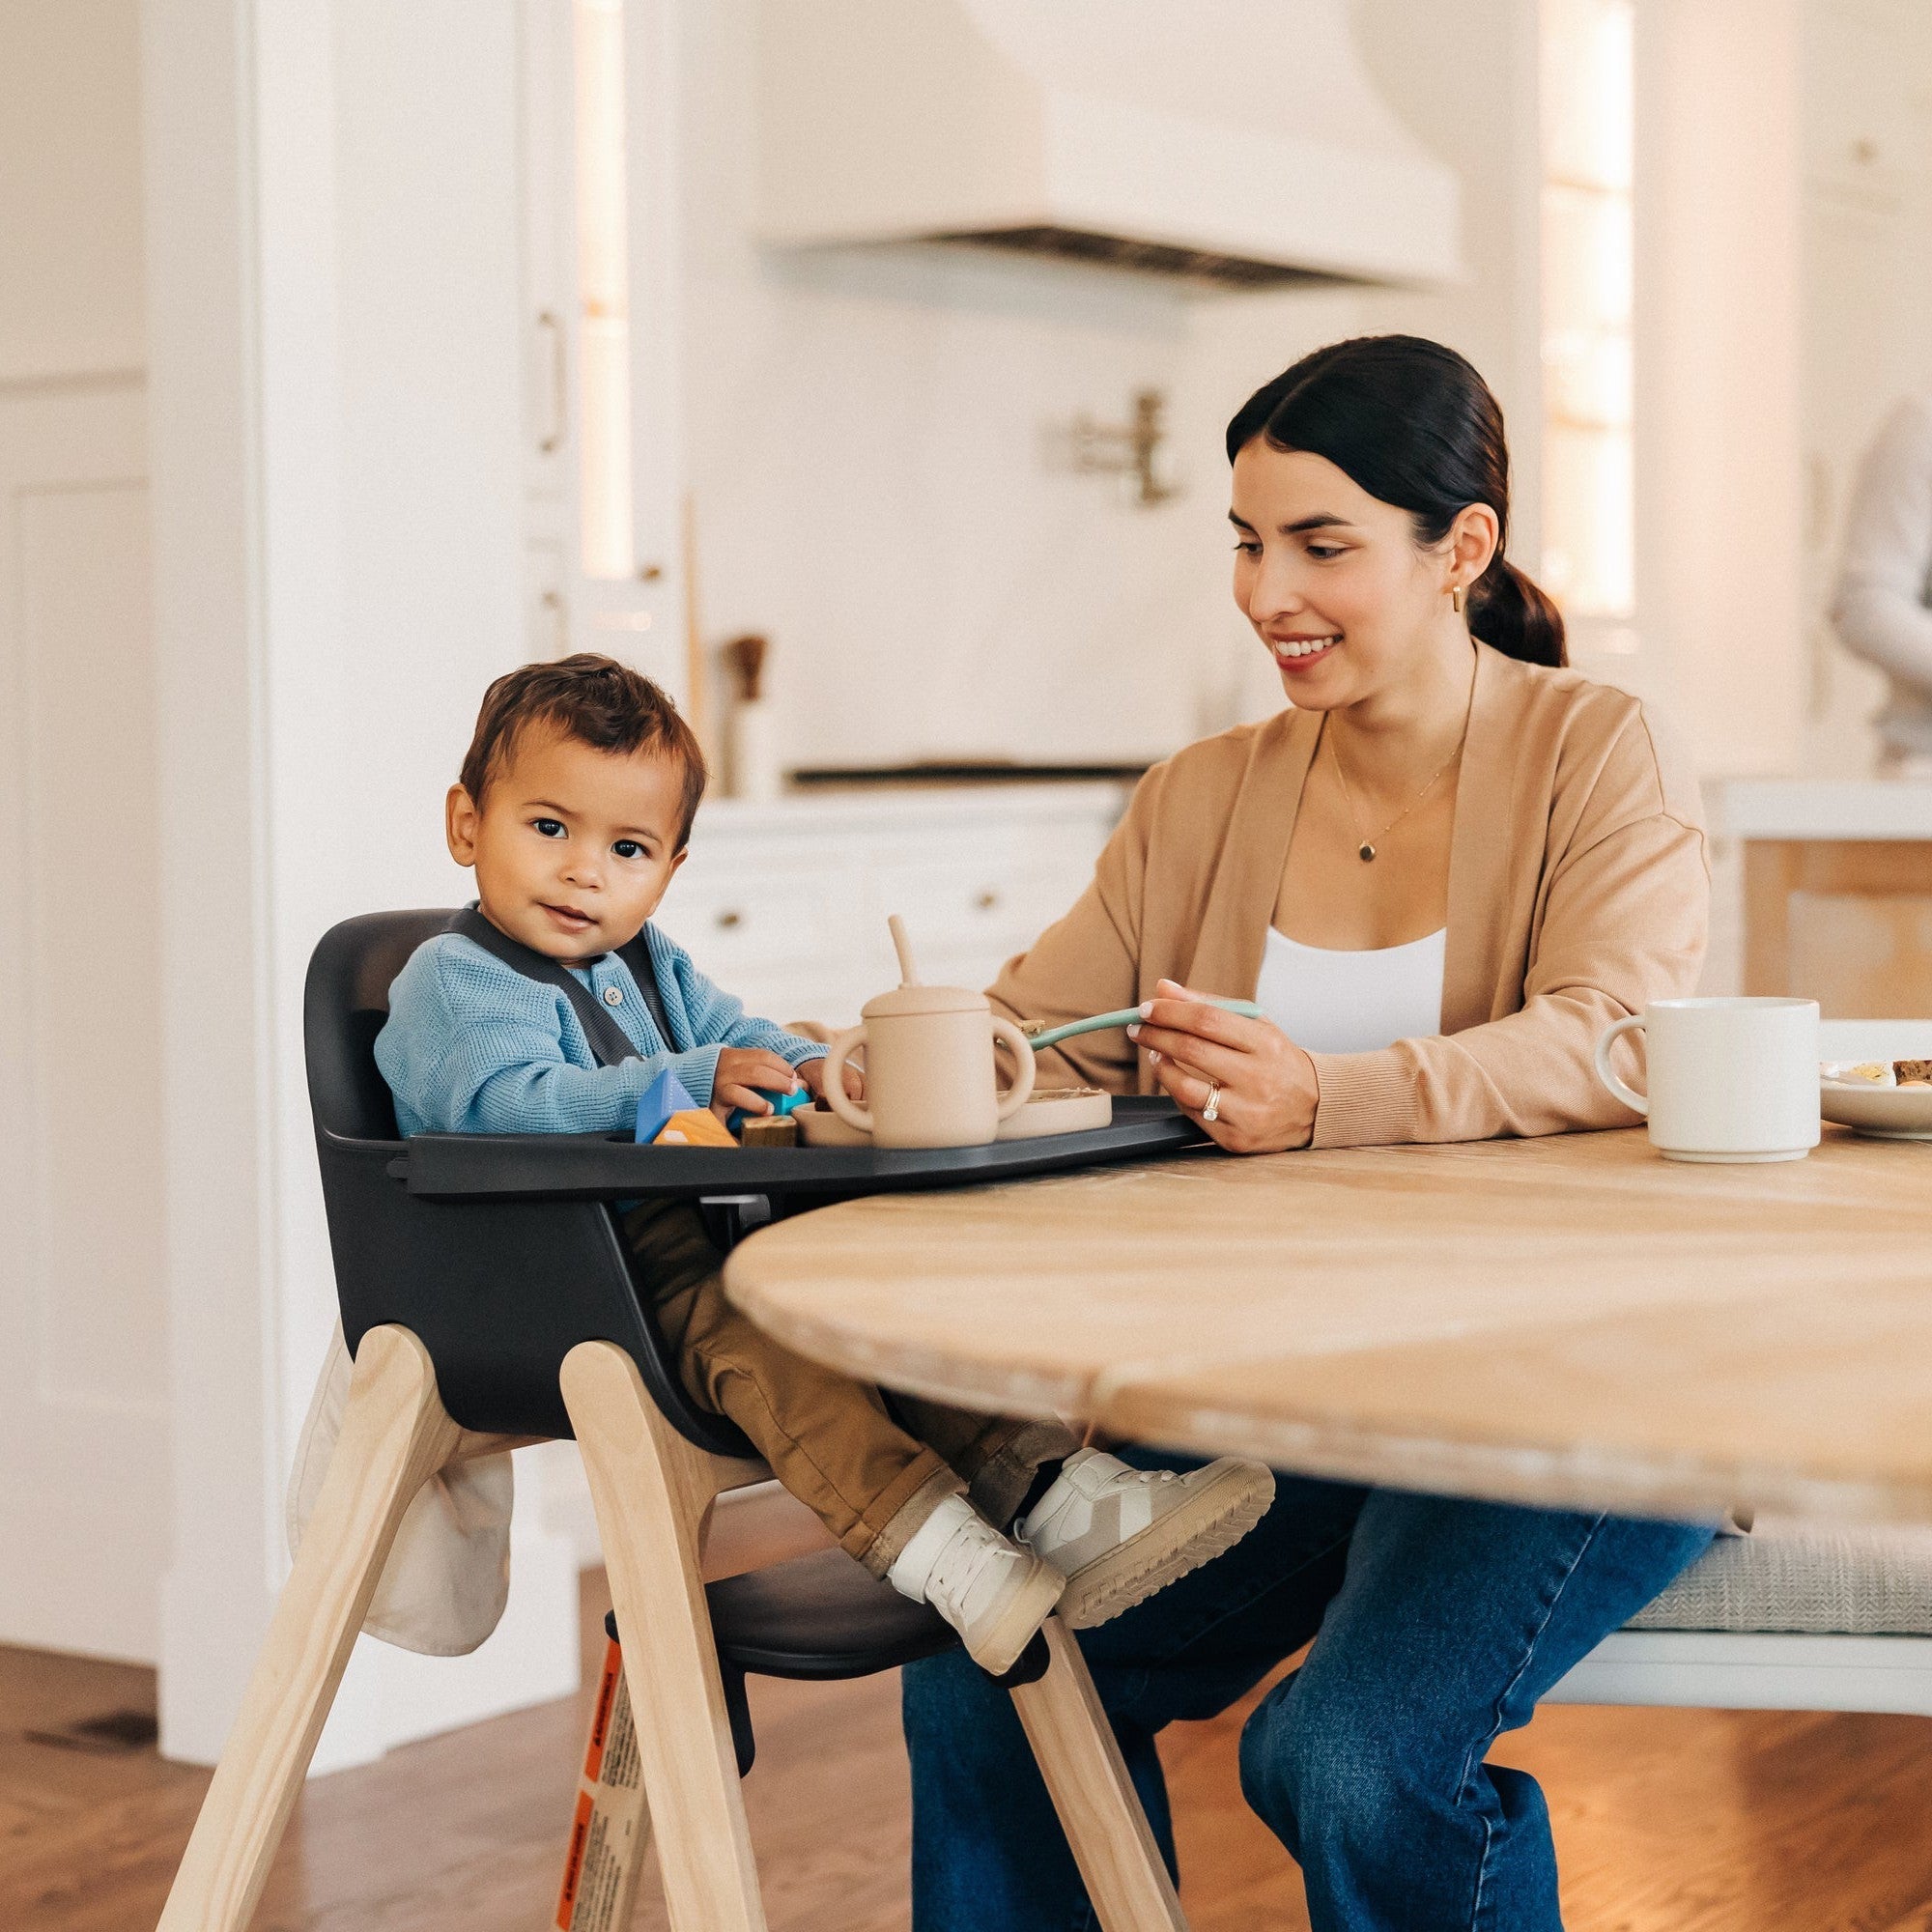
[901,335,1715,1931]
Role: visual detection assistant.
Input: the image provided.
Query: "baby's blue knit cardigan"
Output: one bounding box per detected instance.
[375,923,824,1136]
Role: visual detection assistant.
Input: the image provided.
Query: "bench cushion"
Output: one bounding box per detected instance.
[1629,1518,1932,1634]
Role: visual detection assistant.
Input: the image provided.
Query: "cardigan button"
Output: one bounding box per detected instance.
[603,985,624,1006]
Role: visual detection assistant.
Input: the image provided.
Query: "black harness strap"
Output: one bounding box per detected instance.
[446,906,680,1070]
[617,928,679,1055]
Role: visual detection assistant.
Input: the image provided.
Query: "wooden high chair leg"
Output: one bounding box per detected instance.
[560,1337,1186,1932]
[156,1324,462,1932]
[561,1339,768,1932]
[1009,1619,1189,1931]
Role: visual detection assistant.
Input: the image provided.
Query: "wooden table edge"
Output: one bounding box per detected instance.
[1095,1377,1932,1526]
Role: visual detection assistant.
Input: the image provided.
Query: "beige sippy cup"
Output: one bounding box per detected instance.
[820,917,1036,1148]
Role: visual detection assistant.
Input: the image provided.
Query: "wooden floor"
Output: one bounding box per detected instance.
[13,1573,1932,1931]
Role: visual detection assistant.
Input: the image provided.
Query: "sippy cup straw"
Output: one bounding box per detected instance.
[887,913,921,985]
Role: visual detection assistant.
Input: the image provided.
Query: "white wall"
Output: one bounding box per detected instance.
[1352,0,1543,565]
[1634,0,1805,776]
[146,0,579,1771]
[678,0,1542,772]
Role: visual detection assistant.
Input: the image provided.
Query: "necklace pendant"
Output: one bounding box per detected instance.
[1358,841,1376,863]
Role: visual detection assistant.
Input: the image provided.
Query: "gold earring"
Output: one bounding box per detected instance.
[1451,584,1465,614]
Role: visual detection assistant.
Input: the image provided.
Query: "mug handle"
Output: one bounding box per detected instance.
[820,1025,874,1133]
[1593,1013,1649,1116]
[990,1016,1037,1122]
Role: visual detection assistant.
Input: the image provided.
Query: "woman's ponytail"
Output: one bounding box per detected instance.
[1467,556,1566,668]
[1228,334,1568,670]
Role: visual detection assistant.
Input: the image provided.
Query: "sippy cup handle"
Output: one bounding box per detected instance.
[991,1015,1036,1121]
[821,1026,873,1133]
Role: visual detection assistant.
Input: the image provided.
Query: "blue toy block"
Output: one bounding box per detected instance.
[636,1068,700,1145]
[725,1084,814,1135]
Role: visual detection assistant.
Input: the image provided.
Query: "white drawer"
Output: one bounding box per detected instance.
[662,860,852,978]
[671,788,1122,1011]
[919,942,1034,1000]
[869,854,1094,951]
[738,976,870,1033]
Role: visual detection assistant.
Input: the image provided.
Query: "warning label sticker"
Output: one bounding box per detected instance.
[555,1639,650,1932]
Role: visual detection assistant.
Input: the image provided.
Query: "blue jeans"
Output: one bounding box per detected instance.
[903,1460,1714,1931]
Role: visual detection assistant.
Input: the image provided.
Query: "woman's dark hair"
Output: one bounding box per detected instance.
[1225,334,1566,668]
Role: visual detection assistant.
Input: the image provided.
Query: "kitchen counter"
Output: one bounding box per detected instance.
[1717,780,1932,1017]
[1719,779,1932,840]
[692,780,1130,838]
[676,781,1132,1027]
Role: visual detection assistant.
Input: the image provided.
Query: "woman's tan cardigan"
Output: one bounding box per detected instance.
[990,643,1710,1148]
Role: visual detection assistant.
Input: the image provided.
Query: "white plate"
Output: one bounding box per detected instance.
[796,1087,1113,1148]
[1820,1078,1932,1141]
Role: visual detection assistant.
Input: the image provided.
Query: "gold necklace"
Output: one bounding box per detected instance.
[1326,712,1468,863]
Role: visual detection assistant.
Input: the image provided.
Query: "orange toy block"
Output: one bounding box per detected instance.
[651,1107,739,1149]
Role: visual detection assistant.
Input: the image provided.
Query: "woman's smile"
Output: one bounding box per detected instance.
[1269,631,1343,673]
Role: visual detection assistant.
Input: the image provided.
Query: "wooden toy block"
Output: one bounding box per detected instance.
[652,1108,739,1149]
[635,1068,701,1145]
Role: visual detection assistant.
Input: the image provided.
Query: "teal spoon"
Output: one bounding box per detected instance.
[1022,997,1265,1054]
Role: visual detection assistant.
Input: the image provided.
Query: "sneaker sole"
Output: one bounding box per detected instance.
[959,1554,1066,1675]
[1056,1464,1276,1630]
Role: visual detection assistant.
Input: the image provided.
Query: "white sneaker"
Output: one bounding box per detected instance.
[1018,1449,1275,1629]
[888,1492,1065,1674]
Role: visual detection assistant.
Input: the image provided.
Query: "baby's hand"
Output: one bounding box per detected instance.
[711,1047,802,1122]
[797,1055,866,1106]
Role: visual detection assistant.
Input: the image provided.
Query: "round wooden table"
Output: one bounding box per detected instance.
[725,1126,1932,1525]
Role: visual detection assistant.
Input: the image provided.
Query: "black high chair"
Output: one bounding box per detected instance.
[156,911,1186,1932]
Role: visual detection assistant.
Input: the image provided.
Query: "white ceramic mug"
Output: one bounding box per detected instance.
[1592,996,1821,1163]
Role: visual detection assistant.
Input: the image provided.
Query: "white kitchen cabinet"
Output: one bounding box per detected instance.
[518,0,688,695]
[667,784,1133,1027]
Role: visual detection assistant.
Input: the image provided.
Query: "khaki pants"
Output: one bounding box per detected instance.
[623,1198,1078,1576]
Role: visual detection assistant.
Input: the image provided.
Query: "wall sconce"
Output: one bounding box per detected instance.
[1066,388,1180,507]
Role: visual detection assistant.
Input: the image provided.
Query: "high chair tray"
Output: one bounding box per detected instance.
[391,1095,1209,1204]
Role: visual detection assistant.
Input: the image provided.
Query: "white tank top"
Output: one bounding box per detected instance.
[1253,925,1447,1054]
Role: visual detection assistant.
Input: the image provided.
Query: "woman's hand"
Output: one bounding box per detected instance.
[1127,979,1320,1152]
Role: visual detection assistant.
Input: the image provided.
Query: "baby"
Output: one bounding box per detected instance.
[376,653,1273,1672]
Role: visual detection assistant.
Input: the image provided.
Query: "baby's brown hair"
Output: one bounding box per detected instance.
[459,653,708,847]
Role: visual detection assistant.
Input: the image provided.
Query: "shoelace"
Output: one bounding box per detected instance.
[928,1519,1015,1603]
[1074,1466,1179,1493]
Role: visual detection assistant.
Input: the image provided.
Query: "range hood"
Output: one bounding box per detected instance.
[756,0,1462,290]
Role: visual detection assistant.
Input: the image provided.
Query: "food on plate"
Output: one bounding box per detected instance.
[1819,1052,1932,1140]
[1819,1057,1932,1088]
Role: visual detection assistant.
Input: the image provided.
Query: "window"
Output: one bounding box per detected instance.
[1540,0,1635,639]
